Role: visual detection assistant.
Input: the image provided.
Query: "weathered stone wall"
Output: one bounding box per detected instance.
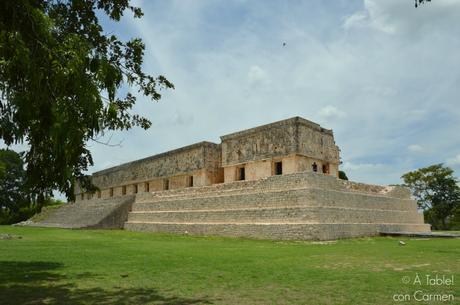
[76,116,341,199]
[220,117,340,182]
[76,141,222,200]
[91,141,220,188]
[125,172,430,240]
[221,118,298,166]
[297,123,339,164]
[220,117,339,166]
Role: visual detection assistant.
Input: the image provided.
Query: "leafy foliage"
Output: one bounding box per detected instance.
[0,149,28,216]
[338,170,348,181]
[0,1,173,201]
[402,164,460,229]
[0,149,46,224]
[415,0,431,8]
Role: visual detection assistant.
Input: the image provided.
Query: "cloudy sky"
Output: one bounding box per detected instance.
[86,0,460,185]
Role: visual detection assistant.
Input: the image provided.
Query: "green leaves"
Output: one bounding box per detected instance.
[402,164,460,229]
[0,149,27,214]
[0,0,174,201]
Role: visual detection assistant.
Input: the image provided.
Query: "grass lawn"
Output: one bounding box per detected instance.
[0,226,459,305]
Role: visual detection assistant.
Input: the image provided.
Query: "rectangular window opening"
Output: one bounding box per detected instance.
[134,184,138,194]
[110,188,114,197]
[122,185,126,195]
[164,179,169,190]
[144,182,150,192]
[187,176,194,187]
[274,161,283,175]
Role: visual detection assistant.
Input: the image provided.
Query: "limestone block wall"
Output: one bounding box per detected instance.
[76,141,222,201]
[76,116,341,200]
[220,117,340,183]
[223,154,338,183]
[294,155,339,177]
[297,123,339,163]
[221,119,298,167]
[125,172,430,240]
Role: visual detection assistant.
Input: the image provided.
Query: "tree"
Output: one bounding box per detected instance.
[0,149,28,223]
[0,1,173,203]
[415,0,431,8]
[402,164,460,230]
[338,170,348,181]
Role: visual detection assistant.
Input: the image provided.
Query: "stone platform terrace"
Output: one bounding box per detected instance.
[29,172,430,240]
[28,195,135,229]
[124,172,430,240]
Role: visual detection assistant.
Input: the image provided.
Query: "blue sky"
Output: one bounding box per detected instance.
[87,0,460,185]
[4,0,460,189]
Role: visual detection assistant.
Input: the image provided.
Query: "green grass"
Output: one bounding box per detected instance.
[0,226,459,305]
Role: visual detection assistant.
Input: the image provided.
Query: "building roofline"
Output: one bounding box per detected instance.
[92,141,219,176]
[220,116,332,141]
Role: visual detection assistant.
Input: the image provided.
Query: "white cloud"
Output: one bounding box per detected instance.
[342,11,367,30]
[247,65,269,86]
[343,0,460,36]
[317,106,346,120]
[342,0,395,34]
[172,111,194,126]
[342,162,385,171]
[447,154,460,166]
[407,144,424,153]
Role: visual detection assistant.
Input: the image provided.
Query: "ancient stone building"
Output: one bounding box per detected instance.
[75,116,341,201]
[33,116,430,240]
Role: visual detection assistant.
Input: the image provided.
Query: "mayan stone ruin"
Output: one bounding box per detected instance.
[33,116,431,240]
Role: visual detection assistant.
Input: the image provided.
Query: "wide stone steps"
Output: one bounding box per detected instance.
[123,172,430,240]
[127,206,423,224]
[30,195,135,229]
[124,222,431,240]
[133,188,417,212]
[137,172,408,203]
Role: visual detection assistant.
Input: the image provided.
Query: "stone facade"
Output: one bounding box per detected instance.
[76,141,223,201]
[76,116,340,201]
[124,172,430,240]
[34,116,430,240]
[221,117,340,182]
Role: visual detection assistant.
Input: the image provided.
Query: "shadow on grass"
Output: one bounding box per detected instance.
[0,261,212,305]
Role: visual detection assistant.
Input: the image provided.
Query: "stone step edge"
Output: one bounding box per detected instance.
[129,205,421,214]
[125,221,429,226]
[136,186,412,204]
[137,172,397,199]
[140,186,405,202]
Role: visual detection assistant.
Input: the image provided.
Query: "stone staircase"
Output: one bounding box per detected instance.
[124,172,431,240]
[29,195,135,229]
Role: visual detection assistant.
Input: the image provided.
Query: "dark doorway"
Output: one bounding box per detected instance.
[164,179,169,190]
[188,176,194,187]
[274,161,283,175]
[122,185,127,195]
[134,184,138,194]
[238,167,245,181]
[110,188,114,197]
[312,162,318,172]
[322,164,329,174]
[145,182,150,192]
